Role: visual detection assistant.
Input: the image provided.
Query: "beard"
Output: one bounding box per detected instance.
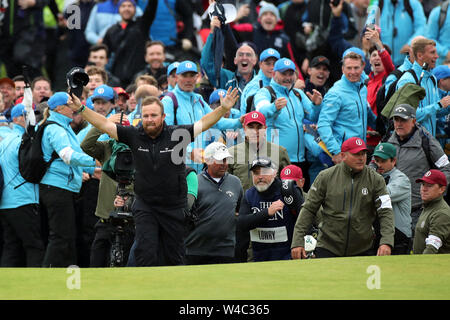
[254,176,275,192]
[143,121,163,136]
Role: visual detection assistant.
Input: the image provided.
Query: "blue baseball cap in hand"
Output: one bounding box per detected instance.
[176,61,198,75]
[273,58,296,73]
[209,89,227,104]
[48,92,70,110]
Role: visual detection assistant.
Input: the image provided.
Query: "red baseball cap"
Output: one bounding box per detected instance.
[114,87,130,99]
[416,169,447,187]
[0,77,15,88]
[280,165,303,180]
[244,111,266,126]
[341,137,368,154]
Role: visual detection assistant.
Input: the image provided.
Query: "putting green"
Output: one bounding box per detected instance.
[0,254,449,300]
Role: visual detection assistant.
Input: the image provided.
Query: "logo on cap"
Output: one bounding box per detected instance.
[284,168,291,175]
[396,106,406,113]
[98,88,104,94]
[284,60,291,66]
[425,171,432,177]
[186,62,192,68]
[356,139,363,146]
[251,113,259,119]
[268,49,275,55]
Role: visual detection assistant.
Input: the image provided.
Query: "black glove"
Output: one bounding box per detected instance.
[184,193,198,232]
[280,179,304,215]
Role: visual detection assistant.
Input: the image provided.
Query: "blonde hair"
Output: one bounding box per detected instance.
[342,52,364,66]
[412,38,436,60]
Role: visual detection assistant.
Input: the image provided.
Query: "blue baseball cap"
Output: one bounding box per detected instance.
[342,47,365,60]
[176,60,198,75]
[167,62,180,76]
[259,48,280,62]
[11,103,27,119]
[432,65,450,81]
[209,89,227,104]
[91,85,115,102]
[273,58,296,73]
[48,92,70,110]
[118,0,136,7]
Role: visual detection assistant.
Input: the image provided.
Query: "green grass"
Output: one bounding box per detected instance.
[0,254,449,300]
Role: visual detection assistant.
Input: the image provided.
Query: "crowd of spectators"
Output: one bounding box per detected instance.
[1,0,450,267]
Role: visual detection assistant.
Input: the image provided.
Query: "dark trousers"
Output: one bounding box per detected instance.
[39,184,77,267]
[392,229,410,255]
[90,218,134,267]
[186,255,235,265]
[133,203,186,267]
[0,204,45,267]
[74,179,99,267]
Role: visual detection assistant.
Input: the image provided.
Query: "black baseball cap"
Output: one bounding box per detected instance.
[310,56,330,69]
[250,157,273,171]
[391,104,416,120]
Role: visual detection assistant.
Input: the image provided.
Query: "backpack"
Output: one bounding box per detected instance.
[381,69,434,119]
[161,91,205,124]
[0,164,4,201]
[420,126,436,170]
[379,0,414,22]
[439,1,449,30]
[161,91,179,125]
[16,121,61,186]
[375,69,406,117]
[245,79,264,114]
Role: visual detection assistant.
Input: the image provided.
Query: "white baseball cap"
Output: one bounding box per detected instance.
[204,142,233,161]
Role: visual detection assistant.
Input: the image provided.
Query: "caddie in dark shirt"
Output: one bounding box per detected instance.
[66,88,240,266]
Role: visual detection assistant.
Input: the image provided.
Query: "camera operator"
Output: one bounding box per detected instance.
[80,113,135,267]
[68,87,240,266]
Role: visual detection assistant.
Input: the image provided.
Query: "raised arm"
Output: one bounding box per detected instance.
[193,87,240,138]
[67,94,118,140]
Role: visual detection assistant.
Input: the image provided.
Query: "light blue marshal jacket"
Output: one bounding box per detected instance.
[379,0,426,66]
[317,74,376,156]
[254,79,322,163]
[240,69,272,116]
[162,85,242,171]
[40,112,96,193]
[396,62,445,136]
[426,3,450,65]
[0,124,39,209]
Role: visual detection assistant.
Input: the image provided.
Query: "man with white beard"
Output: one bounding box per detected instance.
[236,157,297,262]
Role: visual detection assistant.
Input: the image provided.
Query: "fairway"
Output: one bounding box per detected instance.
[0,254,449,300]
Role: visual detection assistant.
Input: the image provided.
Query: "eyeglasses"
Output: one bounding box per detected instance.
[237,52,254,58]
